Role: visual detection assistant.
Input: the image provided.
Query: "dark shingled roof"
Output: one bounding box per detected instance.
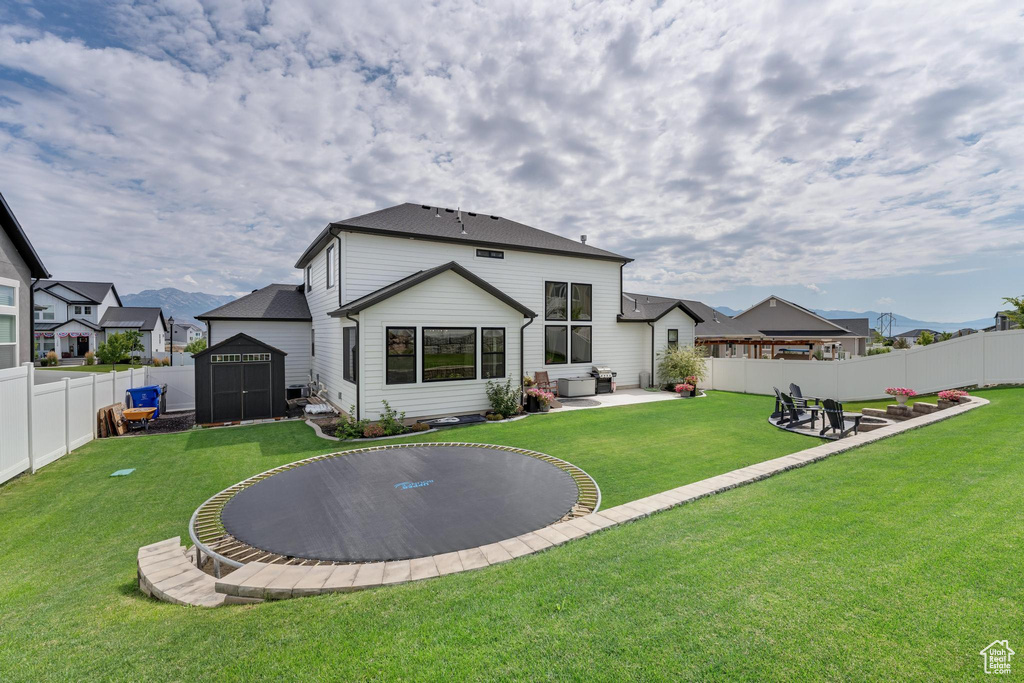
[0,192,49,279]
[100,306,166,332]
[296,203,630,268]
[618,292,704,324]
[330,262,536,318]
[893,328,939,338]
[683,299,765,338]
[828,317,870,338]
[34,279,119,305]
[36,319,103,332]
[197,284,311,321]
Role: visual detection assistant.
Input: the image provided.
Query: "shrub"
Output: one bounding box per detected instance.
[893,337,911,349]
[867,347,891,356]
[184,338,207,354]
[44,351,59,366]
[362,423,385,438]
[409,422,430,432]
[84,350,95,366]
[485,413,504,421]
[937,332,953,342]
[486,377,521,418]
[377,400,407,436]
[657,345,708,385]
[335,405,369,440]
[917,331,935,346]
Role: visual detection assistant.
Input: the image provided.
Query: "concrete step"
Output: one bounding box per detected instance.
[913,402,940,415]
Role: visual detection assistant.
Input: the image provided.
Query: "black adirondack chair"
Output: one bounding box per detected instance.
[773,386,787,421]
[789,383,821,410]
[779,392,818,429]
[821,398,862,438]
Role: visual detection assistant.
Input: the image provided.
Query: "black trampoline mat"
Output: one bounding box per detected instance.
[220,446,580,562]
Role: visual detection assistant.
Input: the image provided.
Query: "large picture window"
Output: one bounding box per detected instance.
[571,325,592,363]
[343,326,357,383]
[571,284,592,321]
[545,325,567,364]
[545,281,567,321]
[423,328,476,382]
[482,328,505,379]
[667,329,678,349]
[386,327,416,384]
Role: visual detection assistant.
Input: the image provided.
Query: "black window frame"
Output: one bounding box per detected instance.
[570,325,592,364]
[326,245,335,289]
[544,325,568,365]
[385,326,417,385]
[571,283,592,321]
[667,329,678,350]
[305,265,311,292]
[311,328,315,357]
[545,281,568,321]
[421,327,477,383]
[476,249,504,259]
[481,327,506,379]
[343,326,357,383]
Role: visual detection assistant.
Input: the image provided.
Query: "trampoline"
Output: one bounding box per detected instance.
[190,443,600,568]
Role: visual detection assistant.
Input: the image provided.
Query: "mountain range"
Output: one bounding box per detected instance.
[713,306,994,335]
[121,288,236,326]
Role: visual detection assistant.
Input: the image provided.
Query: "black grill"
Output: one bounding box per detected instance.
[589,366,616,394]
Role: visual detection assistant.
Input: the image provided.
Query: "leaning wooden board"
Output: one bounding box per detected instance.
[98,403,129,437]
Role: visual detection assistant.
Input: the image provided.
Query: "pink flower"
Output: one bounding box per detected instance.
[675,383,694,393]
[938,389,969,401]
[885,387,917,397]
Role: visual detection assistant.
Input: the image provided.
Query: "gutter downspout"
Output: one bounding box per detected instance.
[647,321,655,388]
[30,278,40,362]
[345,312,360,420]
[520,315,535,400]
[336,232,343,308]
[619,263,625,317]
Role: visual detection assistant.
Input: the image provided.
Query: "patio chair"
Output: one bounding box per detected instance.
[789,383,822,410]
[533,371,558,397]
[772,387,788,421]
[779,392,818,430]
[821,399,862,438]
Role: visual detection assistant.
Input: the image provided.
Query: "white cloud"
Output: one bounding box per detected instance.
[805,283,826,295]
[0,0,1021,301]
[877,297,895,307]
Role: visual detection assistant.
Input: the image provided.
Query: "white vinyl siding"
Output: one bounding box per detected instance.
[209,319,312,385]
[305,234,353,410]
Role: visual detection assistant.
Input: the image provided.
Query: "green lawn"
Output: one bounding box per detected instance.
[0,388,1019,680]
[37,363,146,373]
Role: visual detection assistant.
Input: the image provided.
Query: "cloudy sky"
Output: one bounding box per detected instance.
[1,0,1022,321]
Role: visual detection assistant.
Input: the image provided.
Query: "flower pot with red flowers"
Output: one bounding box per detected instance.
[525,387,554,413]
[674,382,695,398]
[885,387,917,406]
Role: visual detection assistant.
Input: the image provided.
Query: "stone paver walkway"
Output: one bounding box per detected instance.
[140,396,986,606]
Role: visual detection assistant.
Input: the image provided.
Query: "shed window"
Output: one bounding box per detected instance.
[571,284,592,321]
[482,328,505,379]
[545,281,567,320]
[326,245,335,289]
[423,328,475,382]
[667,329,678,349]
[386,327,416,385]
[242,353,270,362]
[571,325,592,363]
[211,354,241,363]
[545,325,567,364]
[476,249,504,259]
[343,327,357,383]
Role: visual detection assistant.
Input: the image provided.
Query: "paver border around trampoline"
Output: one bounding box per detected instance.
[189,442,601,574]
[139,396,987,606]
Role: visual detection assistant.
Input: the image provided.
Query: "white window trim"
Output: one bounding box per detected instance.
[0,276,20,368]
[378,321,509,390]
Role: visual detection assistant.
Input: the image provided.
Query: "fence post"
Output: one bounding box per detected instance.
[90,374,97,438]
[63,376,71,456]
[111,368,116,405]
[24,362,36,474]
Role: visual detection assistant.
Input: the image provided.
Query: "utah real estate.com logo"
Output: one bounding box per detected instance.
[980,640,1014,675]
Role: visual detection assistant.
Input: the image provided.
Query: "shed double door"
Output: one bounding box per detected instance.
[211,362,272,422]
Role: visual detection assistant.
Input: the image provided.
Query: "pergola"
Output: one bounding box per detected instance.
[699,337,845,360]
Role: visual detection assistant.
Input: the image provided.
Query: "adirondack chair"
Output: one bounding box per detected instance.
[772,387,788,421]
[789,383,821,410]
[821,399,862,438]
[779,392,818,429]
[533,371,558,396]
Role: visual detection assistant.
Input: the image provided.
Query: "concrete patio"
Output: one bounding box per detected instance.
[552,387,701,412]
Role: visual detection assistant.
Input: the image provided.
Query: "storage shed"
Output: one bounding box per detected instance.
[194,333,287,424]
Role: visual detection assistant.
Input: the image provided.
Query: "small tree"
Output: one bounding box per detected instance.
[871,329,886,345]
[122,330,144,363]
[893,337,911,349]
[937,331,953,342]
[1002,295,1024,328]
[97,332,130,365]
[184,338,207,354]
[917,331,934,346]
[657,345,708,387]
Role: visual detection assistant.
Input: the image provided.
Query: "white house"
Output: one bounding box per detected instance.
[32,279,167,360]
[170,322,205,348]
[201,203,704,421]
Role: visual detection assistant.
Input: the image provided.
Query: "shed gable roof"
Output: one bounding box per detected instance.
[193,332,288,358]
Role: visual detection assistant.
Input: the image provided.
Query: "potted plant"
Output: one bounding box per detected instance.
[674,382,695,398]
[525,387,554,413]
[885,387,917,406]
[937,389,969,408]
[684,375,698,397]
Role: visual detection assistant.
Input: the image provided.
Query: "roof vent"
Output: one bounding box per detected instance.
[445,208,454,213]
[421,204,430,209]
[490,215,499,220]
[713,310,719,323]
[770,298,777,307]
[435,208,440,218]
[580,235,587,244]
[468,212,477,216]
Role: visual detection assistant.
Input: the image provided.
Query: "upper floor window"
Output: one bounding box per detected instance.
[571,284,592,321]
[0,285,14,307]
[326,245,335,289]
[476,249,504,259]
[667,329,679,349]
[545,281,567,321]
[343,326,357,383]
[35,304,54,321]
[73,305,92,316]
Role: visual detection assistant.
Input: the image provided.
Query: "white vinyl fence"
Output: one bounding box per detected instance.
[1,363,197,486]
[705,329,1024,401]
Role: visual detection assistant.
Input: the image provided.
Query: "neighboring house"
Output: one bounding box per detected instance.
[892,328,938,346]
[197,284,312,385]
[170,322,205,348]
[32,279,122,359]
[621,293,763,360]
[728,295,870,358]
[0,192,50,370]
[200,203,704,421]
[994,311,1020,331]
[99,306,168,359]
